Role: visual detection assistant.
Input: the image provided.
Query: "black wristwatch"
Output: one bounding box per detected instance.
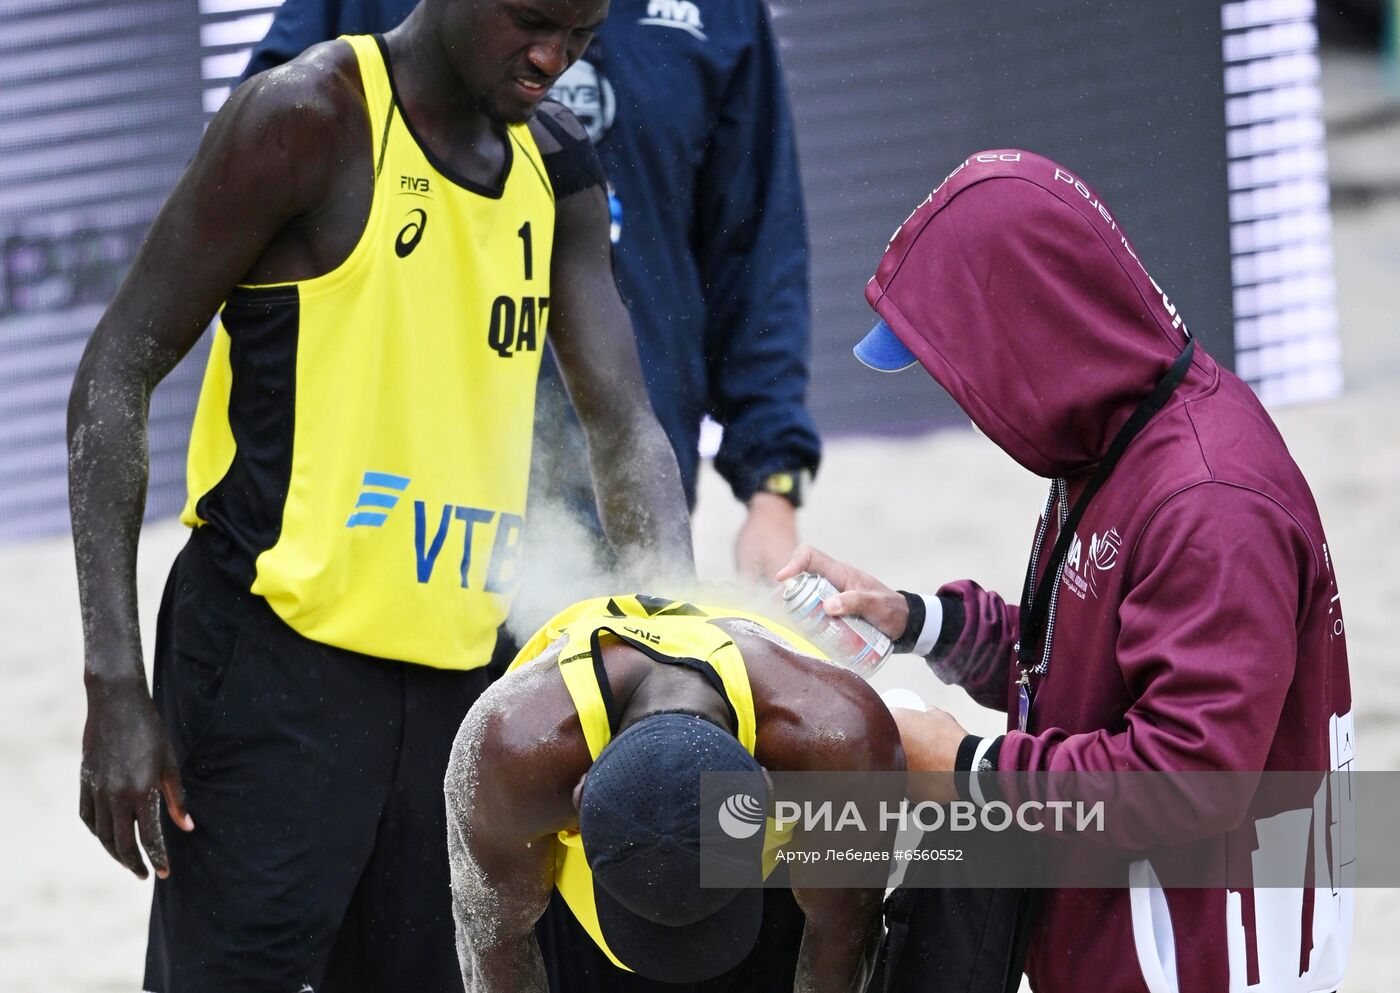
[755,469,809,509]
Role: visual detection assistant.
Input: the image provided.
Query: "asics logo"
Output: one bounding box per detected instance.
[395,208,427,257]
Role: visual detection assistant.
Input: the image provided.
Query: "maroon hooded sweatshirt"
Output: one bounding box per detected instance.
[867,151,1353,993]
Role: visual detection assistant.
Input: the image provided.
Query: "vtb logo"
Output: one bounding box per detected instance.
[345,470,523,594]
[396,208,427,258]
[346,471,411,528]
[414,503,522,594]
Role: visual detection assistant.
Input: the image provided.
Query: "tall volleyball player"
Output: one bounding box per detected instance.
[67,2,693,990]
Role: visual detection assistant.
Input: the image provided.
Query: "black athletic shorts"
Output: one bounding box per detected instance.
[144,530,489,993]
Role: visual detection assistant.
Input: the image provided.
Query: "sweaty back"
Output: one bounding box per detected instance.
[182,35,556,669]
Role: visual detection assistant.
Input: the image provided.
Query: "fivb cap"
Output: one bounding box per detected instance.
[579,712,768,982]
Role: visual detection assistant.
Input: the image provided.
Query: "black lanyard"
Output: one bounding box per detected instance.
[1014,339,1196,723]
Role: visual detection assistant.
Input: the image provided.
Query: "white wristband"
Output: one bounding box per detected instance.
[968,735,998,808]
[912,594,943,656]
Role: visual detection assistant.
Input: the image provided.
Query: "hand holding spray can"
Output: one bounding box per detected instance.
[778,572,892,680]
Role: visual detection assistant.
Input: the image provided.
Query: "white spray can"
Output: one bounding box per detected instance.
[778,572,893,680]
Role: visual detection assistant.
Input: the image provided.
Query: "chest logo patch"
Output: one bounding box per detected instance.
[1064,526,1121,600]
[639,0,707,40]
[550,58,615,145]
[395,208,427,258]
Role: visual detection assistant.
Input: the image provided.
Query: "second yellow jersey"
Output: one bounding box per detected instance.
[510,595,827,971]
[181,35,555,669]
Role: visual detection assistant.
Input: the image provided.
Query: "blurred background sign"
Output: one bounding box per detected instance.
[0,0,206,540]
[0,0,1344,540]
[776,0,1340,434]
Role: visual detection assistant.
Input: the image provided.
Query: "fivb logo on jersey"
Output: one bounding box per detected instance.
[345,470,523,594]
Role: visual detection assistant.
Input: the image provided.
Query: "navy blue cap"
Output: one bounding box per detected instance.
[579,712,767,982]
[854,318,920,372]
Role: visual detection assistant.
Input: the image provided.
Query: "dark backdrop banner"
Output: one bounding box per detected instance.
[774,0,1240,435]
[0,0,1337,540]
[0,0,205,540]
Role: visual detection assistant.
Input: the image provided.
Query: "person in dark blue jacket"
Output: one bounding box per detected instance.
[244,0,820,582]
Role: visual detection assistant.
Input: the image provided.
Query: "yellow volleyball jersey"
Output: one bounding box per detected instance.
[509,594,826,971]
[181,35,554,670]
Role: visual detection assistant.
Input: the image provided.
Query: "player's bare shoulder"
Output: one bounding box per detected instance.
[199,39,380,283]
[445,644,590,837]
[718,619,905,775]
[206,40,369,203]
[237,39,367,133]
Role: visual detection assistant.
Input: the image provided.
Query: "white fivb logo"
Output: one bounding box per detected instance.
[717,793,765,839]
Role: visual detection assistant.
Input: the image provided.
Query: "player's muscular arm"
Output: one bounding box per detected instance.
[790,698,902,993]
[67,43,363,880]
[791,694,902,993]
[532,107,695,579]
[445,691,561,993]
[742,635,904,992]
[790,884,886,993]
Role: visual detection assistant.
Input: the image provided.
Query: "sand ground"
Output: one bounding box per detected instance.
[2,47,1396,993]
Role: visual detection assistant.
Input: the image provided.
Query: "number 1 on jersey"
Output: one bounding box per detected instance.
[518,222,533,280]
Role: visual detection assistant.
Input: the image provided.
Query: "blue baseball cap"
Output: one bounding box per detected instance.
[854,318,920,372]
[579,712,768,982]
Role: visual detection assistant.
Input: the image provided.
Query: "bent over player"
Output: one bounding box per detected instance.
[446,595,904,993]
[68,1,693,990]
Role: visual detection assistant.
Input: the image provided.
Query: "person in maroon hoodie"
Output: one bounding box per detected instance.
[779,150,1354,993]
